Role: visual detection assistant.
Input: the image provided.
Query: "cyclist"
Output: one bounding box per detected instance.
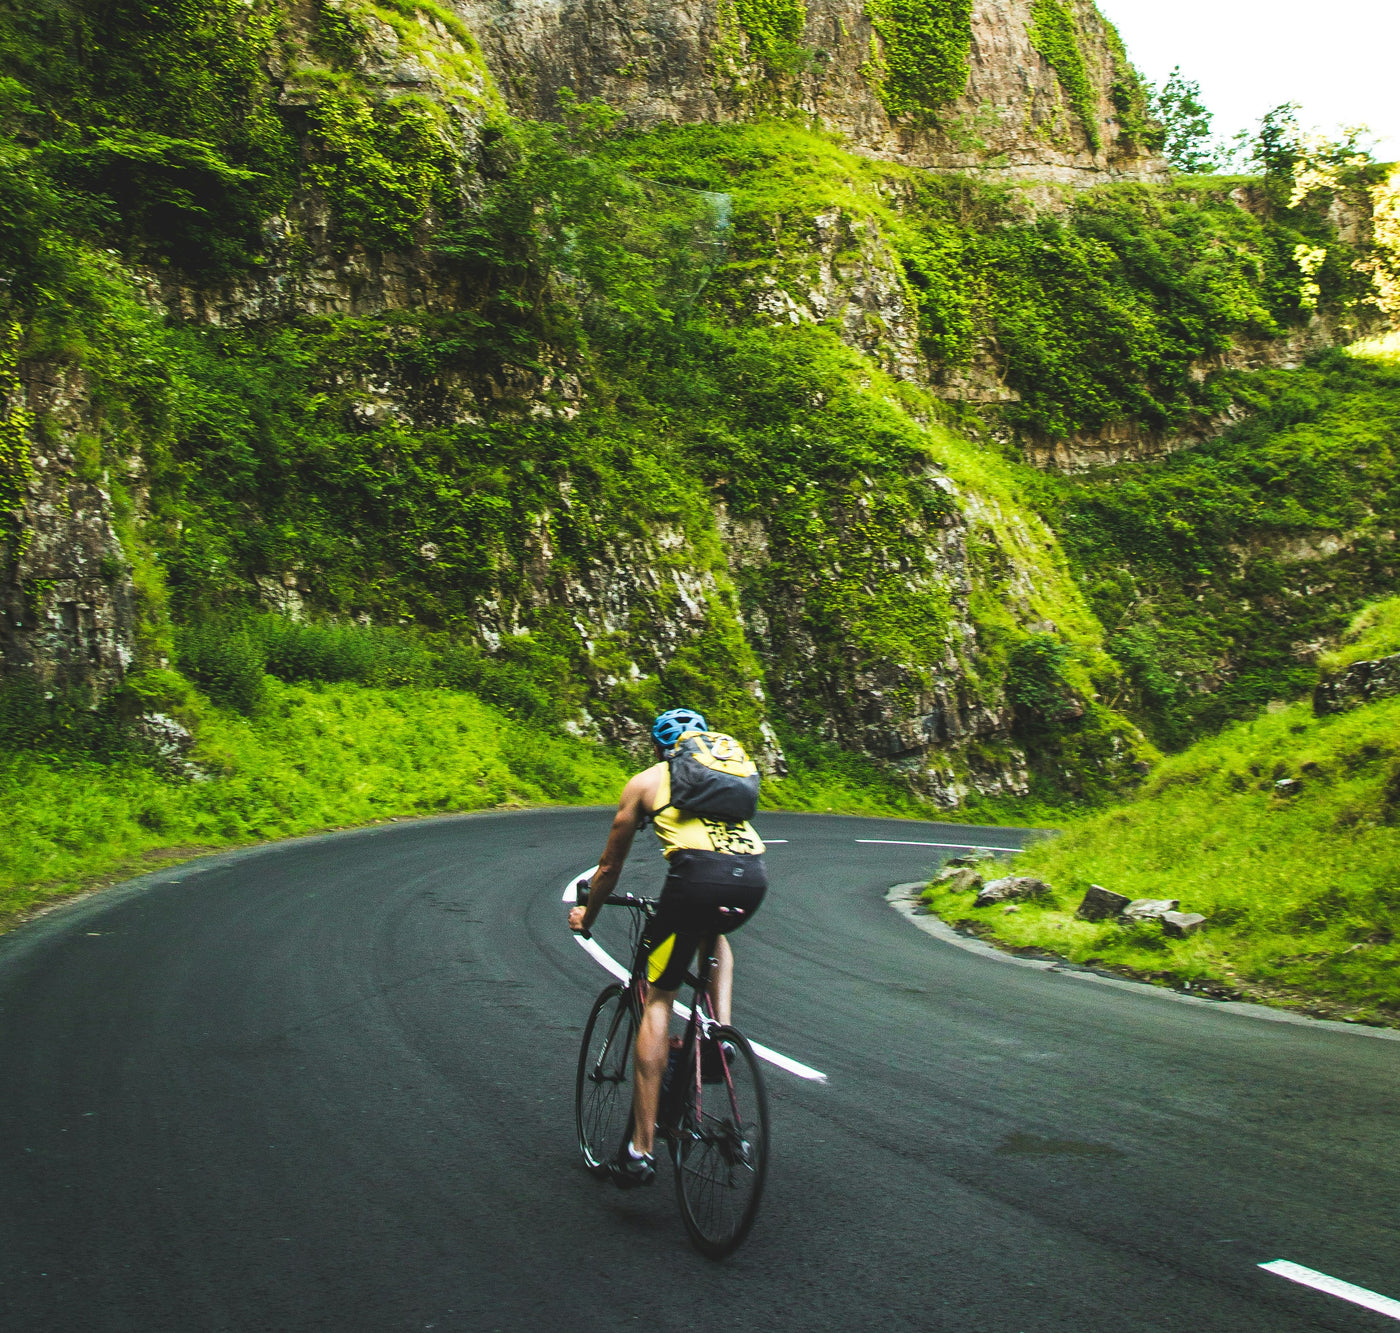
[568,707,767,1189]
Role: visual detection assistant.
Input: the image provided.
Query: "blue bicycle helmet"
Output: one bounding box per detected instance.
[651,707,707,749]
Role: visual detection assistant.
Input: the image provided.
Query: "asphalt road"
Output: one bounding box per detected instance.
[1,808,1398,1332]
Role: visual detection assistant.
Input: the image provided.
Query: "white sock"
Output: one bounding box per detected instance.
[628,1140,649,1160]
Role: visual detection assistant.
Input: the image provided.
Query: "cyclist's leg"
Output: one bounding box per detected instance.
[630,981,678,1157]
[709,935,733,1025]
[630,891,701,1158]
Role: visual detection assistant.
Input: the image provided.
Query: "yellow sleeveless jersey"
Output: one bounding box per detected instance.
[649,763,765,858]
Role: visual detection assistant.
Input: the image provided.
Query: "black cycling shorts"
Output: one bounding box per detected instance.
[639,850,767,993]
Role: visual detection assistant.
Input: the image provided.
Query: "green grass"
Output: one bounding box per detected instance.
[920,694,1400,1021]
[0,678,631,926]
[1319,597,1400,672]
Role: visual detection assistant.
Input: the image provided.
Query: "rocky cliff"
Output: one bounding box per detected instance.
[458,0,1167,181]
[0,0,1391,807]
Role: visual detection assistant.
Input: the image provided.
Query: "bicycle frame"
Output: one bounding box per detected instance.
[584,890,740,1147]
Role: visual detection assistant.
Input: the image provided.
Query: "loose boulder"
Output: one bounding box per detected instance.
[1313,652,1400,715]
[1124,898,1180,922]
[1076,885,1130,921]
[934,866,984,894]
[975,876,1052,908]
[1161,911,1207,938]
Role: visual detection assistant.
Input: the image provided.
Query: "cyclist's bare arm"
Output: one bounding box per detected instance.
[569,766,661,934]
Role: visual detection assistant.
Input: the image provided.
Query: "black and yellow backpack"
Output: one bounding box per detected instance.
[662,730,761,822]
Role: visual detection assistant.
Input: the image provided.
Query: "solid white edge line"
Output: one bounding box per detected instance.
[1259,1261,1400,1320]
[856,839,1012,850]
[560,867,828,1083]
[747,1041,826,1081]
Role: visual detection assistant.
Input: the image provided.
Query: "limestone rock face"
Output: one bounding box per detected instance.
[716,471,1035,806]
[0,0,1126,804]
[743,207,924,381]
[1,363,135,698]
[1021,312,1367,472]
[455,0,1167,182]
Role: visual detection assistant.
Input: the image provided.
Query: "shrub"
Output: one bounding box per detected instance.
[175,623,268,714]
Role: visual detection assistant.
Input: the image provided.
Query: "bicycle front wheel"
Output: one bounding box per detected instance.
[673,1025,769,1259]
[576,983,635,1177]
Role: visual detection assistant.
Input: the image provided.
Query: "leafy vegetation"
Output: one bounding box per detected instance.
[1027,0,1099,152]
[1148,67,1223,174]
[0,0,488,283]
[0,0,1396,979]
[923,688,1400,1024]
[0,660,969,926]
[1039,349,1400,749]
[722,0,807,76]
[863,0,974,121]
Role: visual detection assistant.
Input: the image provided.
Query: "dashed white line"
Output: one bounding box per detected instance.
[855,839,1013,851]
[561,869,827,1083]
[1259,1260,1400,1320]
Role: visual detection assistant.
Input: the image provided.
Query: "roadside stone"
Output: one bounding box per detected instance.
[1123,897,1180,922]
[974,876,1052,908]
[132,711,206,780]
[934,866,984,894]
[1161,911,1207,938]
[1313,652,1400,715]
[1076,884,1130,921]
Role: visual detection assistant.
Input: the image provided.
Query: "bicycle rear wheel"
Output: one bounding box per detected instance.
[576,984,635,1177]
[673,1025,769,1259]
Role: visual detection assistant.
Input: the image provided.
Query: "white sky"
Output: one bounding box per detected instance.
[1098,0,1400,157]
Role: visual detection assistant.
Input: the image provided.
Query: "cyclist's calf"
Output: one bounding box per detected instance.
[631,984,678,1157]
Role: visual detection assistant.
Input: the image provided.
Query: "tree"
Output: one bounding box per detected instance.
[1150,67,1223,174]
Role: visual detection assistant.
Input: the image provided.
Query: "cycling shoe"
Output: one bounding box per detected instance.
[609,1148,656,1190]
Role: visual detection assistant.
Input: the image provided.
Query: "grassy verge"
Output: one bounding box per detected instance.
[919,696,1400,1024]
[0,679,632,927]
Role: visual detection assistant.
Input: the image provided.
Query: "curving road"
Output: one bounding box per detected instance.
[1,808,1398,1331]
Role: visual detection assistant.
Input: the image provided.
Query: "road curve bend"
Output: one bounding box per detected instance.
[1,808,1397,1331]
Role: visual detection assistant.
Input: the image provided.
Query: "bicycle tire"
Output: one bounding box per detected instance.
[672,1025,769,1259]
[576,983,635,1178]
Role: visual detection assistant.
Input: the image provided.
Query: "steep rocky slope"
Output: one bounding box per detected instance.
[458,0,1166,181]
[0,0,1393,812]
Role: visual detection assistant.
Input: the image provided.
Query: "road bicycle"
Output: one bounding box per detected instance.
[573,882,770,1259]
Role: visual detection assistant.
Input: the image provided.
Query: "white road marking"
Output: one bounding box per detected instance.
[1259,1261,1400,1319]
[856,839,1013,851]
[561,869,828,1083]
